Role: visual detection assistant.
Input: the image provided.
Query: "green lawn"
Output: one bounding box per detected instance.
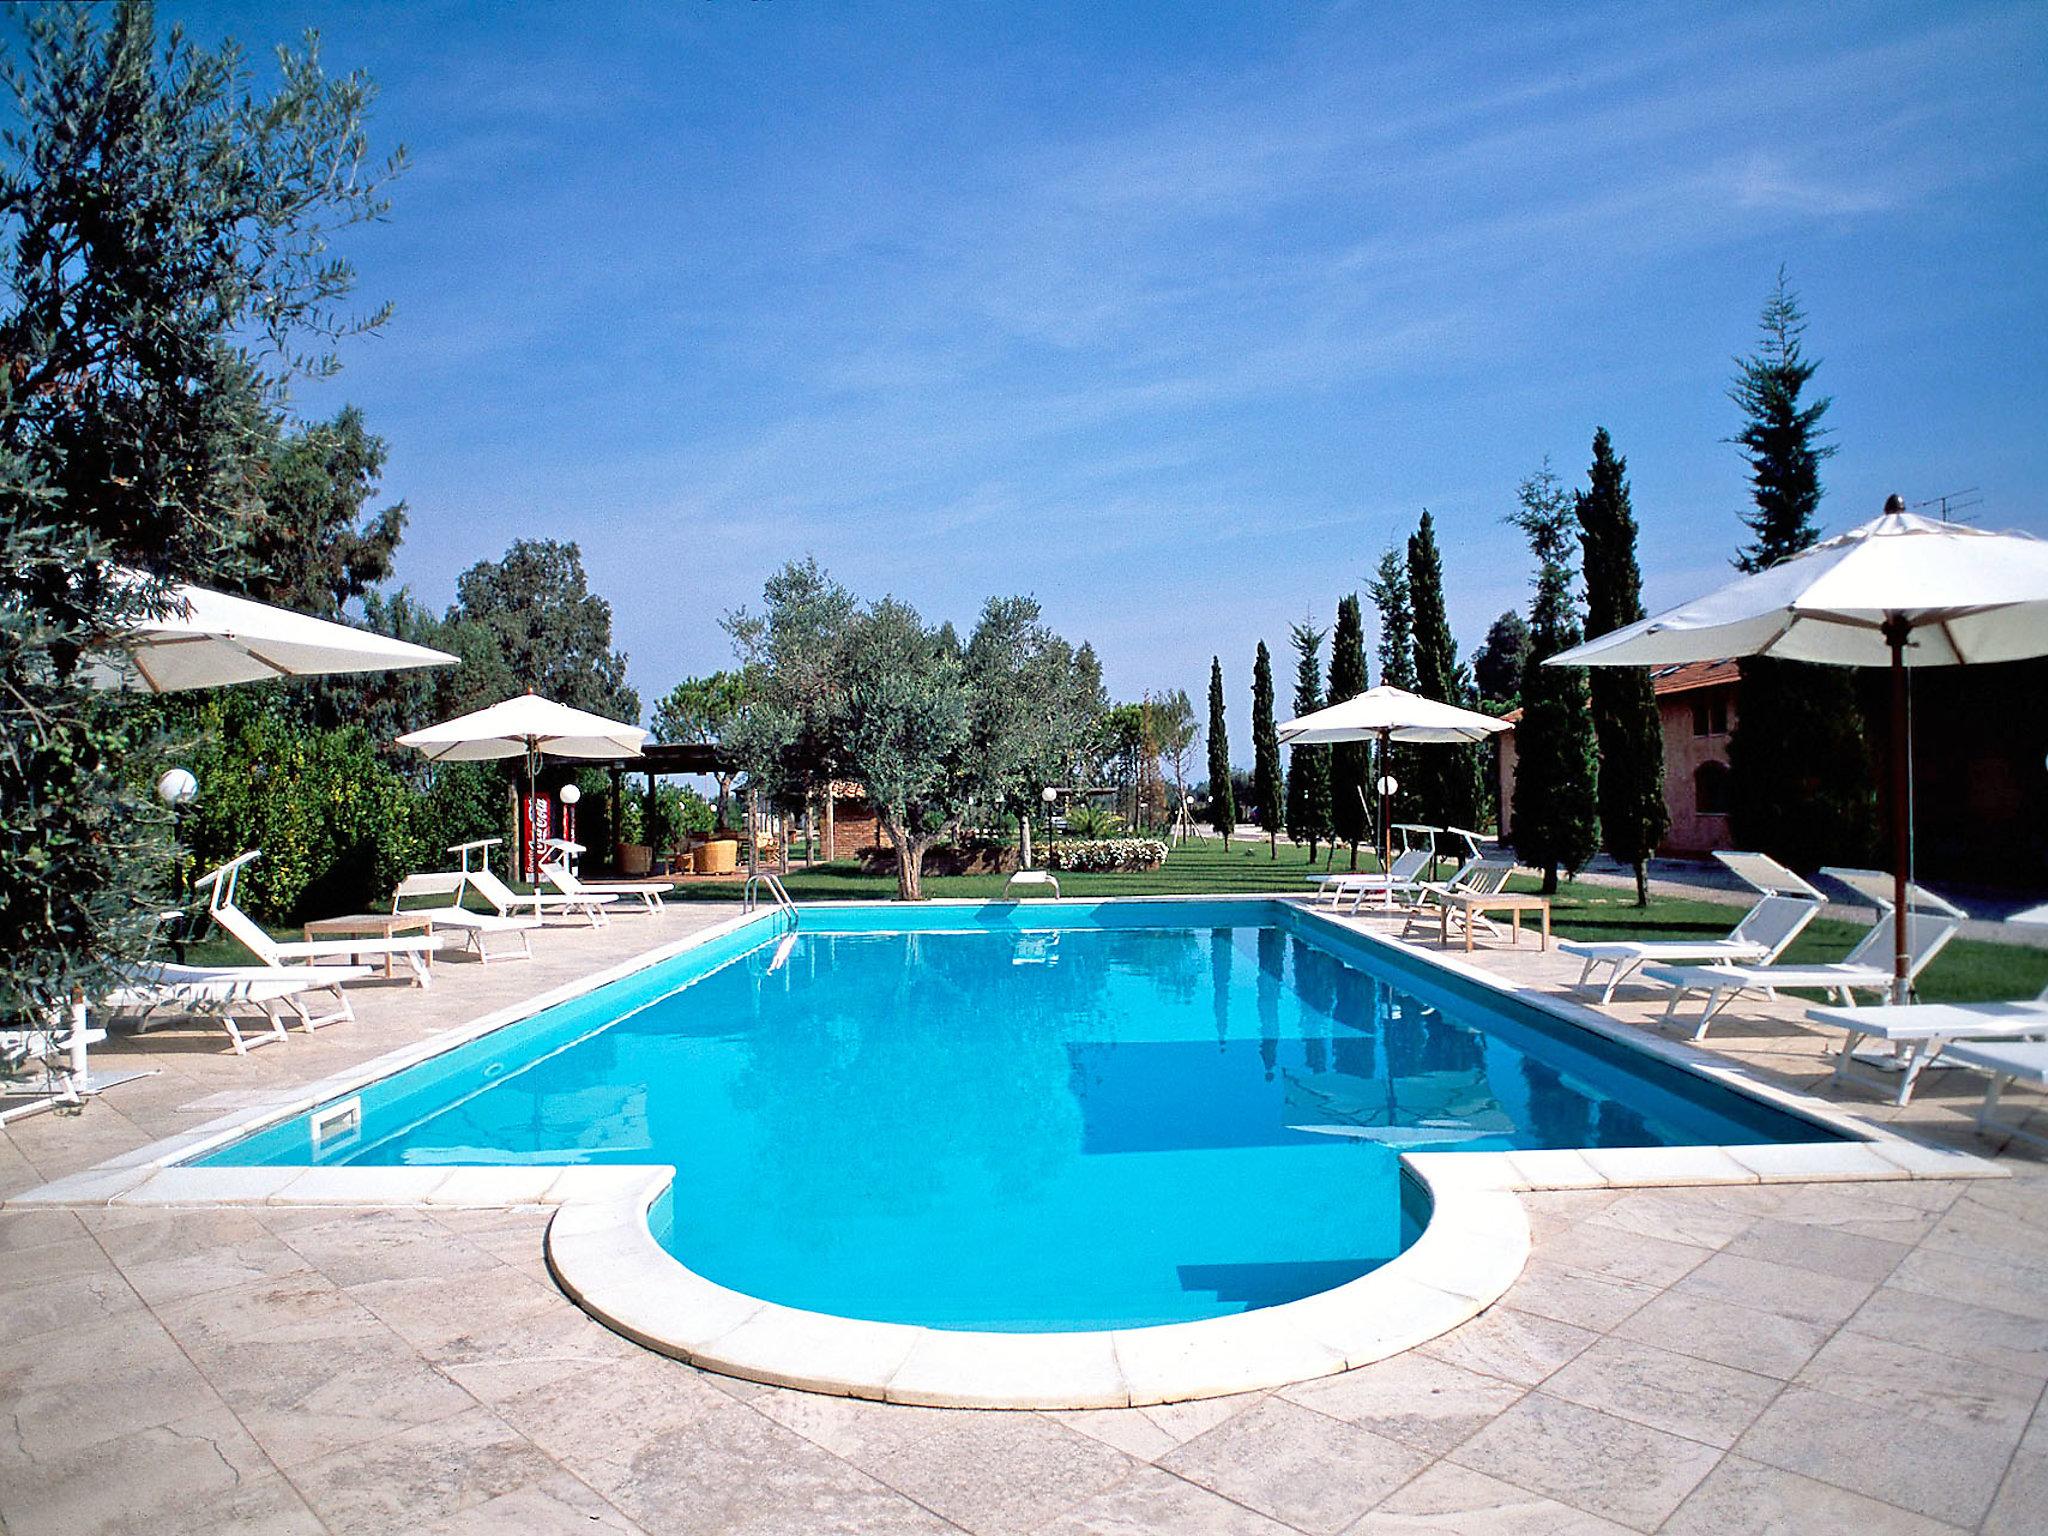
[676,837,2047,1005]
[176,836,2047,1006]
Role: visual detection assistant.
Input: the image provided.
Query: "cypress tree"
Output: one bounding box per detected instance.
[1327,594,1370,867]
[1366,545,1417,839]
[1508,462,1600,893]
[1575,428,1668,905]
[1368,545,1416,690]
[1206,656,1234,845]
[1406,510,1482,832]
[1472,611,1531,709]
[1285,621,1334,860]
[1250,642,1284,857]
[1725,272,1875,868]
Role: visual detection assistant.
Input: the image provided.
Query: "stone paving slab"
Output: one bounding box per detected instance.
[4,898,2046,1534]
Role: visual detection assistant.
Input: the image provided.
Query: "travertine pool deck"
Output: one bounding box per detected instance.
[4,898,2046,1534]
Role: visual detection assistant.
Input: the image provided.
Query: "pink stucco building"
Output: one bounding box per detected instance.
[1495,657,1741,856]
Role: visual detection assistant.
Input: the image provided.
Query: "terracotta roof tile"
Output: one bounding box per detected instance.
[1648,658,1739,695]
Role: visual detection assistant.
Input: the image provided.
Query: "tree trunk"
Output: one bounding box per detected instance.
[1633,858,1649,908]
[1542,863,1560,896]
[1268,828,1276,859]
[877,810,928,900]
[824,788,836,862]
[897,834,930,900]
[714,773,731,832]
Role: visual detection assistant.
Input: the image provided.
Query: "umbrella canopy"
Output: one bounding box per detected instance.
[1278,686,1508,888]
[1279,685,1510,744]
[88,572,456,692]
[395,692,646,763]
[399,693,646,882]
[1548,498,2048,1000]
[1551,506,2048,670]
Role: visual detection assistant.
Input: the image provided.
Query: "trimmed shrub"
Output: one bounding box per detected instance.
[1044,838,1168,872]
[184,703,431,924]
[857,836,1015,876]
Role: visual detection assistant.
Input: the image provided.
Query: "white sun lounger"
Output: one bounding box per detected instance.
[199,853,445,989]
[1561,852,1825,1003]
[1402,857,1518,942]
[1803,984,2048,1105]
[1310,826,1441,909]
[1942,1038,2048,1150]
[100,962,375,1051]
[540,854,674,915]
[1643,871,1963,1041]
[463,862,616,928]
[392,872,538,962]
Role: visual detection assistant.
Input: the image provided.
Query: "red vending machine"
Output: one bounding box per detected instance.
[521,793,553,882]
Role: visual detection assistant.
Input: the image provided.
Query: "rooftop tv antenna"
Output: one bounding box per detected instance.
[1910,487,1983,523]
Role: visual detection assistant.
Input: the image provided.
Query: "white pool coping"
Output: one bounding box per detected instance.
[5,893,2006,1409]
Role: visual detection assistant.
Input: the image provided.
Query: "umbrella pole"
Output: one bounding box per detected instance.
[1884,618,1911,1005]
[1379,728,1393,908]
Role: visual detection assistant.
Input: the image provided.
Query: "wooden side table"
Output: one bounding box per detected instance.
[1441,892,1550,952]
[302,913,435,978]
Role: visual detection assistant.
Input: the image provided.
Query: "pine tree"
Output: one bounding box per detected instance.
[1285,621,1334,860]
[1206,657,1235,845]
[1575,428,1668,904]
[1366,544,1417,840]
[1731,270,1834,573]
[1250,641,1285,857]
[1327,594,1370,867]
[1508,462,1600,892]
[1724,273,1875,867]
[1406,510,1482,832]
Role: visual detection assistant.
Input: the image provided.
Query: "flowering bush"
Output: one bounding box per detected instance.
[1043,837,1169,872]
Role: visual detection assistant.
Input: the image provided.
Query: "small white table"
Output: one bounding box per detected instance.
[1001,870,1061,900]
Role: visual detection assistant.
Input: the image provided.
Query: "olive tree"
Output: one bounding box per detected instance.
[839,599,970,900]
[0,1,400,1021]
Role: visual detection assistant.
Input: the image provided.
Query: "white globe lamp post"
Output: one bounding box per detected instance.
[558,782,581,868]
[156,767,198,806]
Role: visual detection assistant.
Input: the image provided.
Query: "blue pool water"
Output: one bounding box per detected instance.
[204,901,1836,1330]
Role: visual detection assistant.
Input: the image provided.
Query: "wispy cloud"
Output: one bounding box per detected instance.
[253,0,2047,734]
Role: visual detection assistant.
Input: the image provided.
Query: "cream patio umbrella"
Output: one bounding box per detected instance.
[1548,496,2048,1001]
[1278,685,1510,879]
[397,692,647,878]
[65,574,455,1105]
[86,571,456,691]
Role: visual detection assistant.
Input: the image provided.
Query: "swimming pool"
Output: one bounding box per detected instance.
[203,899,1838,1333]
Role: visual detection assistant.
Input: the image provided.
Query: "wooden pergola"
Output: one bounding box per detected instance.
[581,742,742,859]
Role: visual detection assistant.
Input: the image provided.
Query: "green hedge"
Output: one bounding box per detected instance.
[181,699,502,924]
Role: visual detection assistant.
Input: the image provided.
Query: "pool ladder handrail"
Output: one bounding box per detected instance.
[744,871,798,926]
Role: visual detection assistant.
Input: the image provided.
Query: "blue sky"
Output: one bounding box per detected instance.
[159,1,2047,756]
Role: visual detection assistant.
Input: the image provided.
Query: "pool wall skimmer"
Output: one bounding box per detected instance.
[6,895,2006,1408]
